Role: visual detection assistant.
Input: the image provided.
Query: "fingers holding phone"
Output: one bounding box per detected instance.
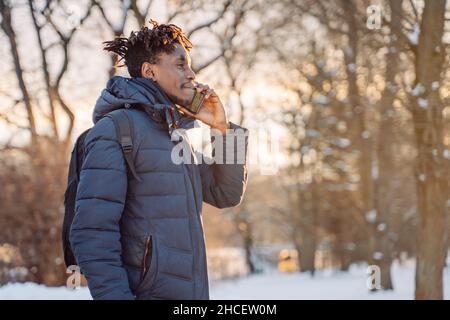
[194,83,219,102]
[178,82,213,115]
[176,82,229,133]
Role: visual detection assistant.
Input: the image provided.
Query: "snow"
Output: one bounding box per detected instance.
[300,146,310,155]
[371,163,379,180]
[333,138,351,148]
[322,147,333,156]
[345,243,356,251]
[306,129,320,138]
[432,81,440,91]
[443,149,450,159]
[407,23,420,45]
[2,262,448,300]
[312,95,329,105]
[373,252,384,260]
[317,60,325,68]
[418,98,428,109]
[365,209,377,223]
[411,83,425,97]
[0,282,92,300]
[347,63,356,73]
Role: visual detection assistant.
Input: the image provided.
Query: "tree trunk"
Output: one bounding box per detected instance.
[242,221,256,274]
[297,195,317,276]
[341,0,375,268]
[372,0,403,291]
[334,227,351,271]
[379,258,394,290]
[413,0,448,300]
[234,210,256,274]
[299,235,316,275]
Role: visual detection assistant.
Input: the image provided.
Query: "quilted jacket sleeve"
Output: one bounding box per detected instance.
[69,117,134,300]
[199,122,249,209]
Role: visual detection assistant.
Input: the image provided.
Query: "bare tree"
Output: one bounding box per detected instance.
[0,0,95,285]
[1,0,37,142]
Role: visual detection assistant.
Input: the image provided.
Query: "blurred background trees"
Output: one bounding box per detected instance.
[0,0,449,299]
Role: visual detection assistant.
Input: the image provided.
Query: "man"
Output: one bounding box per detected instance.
[69,20,248,300]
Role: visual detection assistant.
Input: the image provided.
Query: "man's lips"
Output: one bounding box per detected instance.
[183,82,198,89]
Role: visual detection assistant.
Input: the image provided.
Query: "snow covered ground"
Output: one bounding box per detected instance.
[1,262,449,300]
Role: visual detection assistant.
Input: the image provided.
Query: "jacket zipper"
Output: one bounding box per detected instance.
[141,236,152,281]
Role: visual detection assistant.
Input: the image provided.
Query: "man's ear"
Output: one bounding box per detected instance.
[141,62,156,80]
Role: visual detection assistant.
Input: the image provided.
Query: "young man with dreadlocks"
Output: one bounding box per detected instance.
[69,20,248,300]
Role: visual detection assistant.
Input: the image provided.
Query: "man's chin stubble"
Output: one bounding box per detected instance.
[167,92,191,109]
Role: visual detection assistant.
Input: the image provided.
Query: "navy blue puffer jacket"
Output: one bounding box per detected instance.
[69,77,248,300]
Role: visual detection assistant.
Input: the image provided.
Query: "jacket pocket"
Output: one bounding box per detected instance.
[136,235,158,295]
[140,235,152,282]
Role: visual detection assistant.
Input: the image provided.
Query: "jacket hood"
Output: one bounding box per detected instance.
[93,76,198,131]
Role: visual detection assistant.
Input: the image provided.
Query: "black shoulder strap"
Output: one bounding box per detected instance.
[107,109,141,182]
[73,129,90,182]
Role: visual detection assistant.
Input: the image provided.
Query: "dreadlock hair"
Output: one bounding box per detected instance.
[103,19,193,77]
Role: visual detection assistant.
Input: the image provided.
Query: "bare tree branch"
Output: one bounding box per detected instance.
[28,0,59,139]
[130,0,153,26]
[186,0,233,38]
[39,0,95,143]
[0,0,37,141]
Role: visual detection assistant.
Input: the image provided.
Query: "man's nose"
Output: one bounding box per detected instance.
[186,67,196,80]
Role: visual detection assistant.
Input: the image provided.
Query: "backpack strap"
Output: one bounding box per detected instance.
[107,109,142,182]
[73,129,90,183]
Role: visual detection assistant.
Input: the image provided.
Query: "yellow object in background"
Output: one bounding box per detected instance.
[278,249,299,273]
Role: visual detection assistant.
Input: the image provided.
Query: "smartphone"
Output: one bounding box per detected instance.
[186,89,205,114]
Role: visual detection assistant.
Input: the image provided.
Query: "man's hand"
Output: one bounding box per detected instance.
[177,83,230,134]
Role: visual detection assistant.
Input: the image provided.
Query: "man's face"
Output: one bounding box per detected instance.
[143,43,196,107]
